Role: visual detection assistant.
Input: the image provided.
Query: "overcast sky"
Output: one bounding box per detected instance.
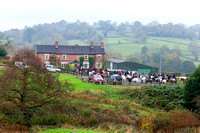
[1,0,200,31]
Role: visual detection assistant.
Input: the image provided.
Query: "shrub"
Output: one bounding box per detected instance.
[0,113,15,125]
[82,108,91,117]
[30,114,67,126]
[2,60,13,65]
[184,65,200,115]
[129,85,184,111]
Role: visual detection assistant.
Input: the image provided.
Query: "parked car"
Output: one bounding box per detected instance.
[91,74,104,84]
[15,62,29,69]
[46,65,61,73]
[107,74,122,85]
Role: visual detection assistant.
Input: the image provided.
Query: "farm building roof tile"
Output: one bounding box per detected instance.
[36,45,105,55]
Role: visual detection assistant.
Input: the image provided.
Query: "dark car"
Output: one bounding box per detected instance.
[107,74,122,85]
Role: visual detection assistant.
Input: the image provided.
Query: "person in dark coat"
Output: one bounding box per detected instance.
[172,74,177,82]
[105,68,107,72]
[168,74,171,81]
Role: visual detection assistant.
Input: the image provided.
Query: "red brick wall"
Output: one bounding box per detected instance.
[37,53,105,68]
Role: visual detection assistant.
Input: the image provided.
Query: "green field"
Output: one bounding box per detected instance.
[104,35,200,67]
[65,34,200,67]
[59,74,113,91]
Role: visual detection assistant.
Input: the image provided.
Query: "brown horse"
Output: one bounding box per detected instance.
[145,79,152,84]
[180,78,186,83]
[102,71,109,79]
[168,78,177,84]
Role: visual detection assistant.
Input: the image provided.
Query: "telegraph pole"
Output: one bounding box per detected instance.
[160,57,161,75]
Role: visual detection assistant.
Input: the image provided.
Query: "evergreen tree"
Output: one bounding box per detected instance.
[184,65,200,114]
[0,45,7,57]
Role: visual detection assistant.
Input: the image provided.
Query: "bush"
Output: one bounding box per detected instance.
[184,65,200,115]
[30,114,67,126]
[82,109,91,117]
[129,85,184,111]
[2,60,13,65]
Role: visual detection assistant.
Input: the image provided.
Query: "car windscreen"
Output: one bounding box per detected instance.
[94,75,102,78]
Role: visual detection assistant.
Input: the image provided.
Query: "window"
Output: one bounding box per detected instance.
[62,54,67,60]
[61,62,67,68]
[45,54,49,60]
[97,55,101,60]
[96,63,102,68]
[84,55,88,60]
[83,62,89,68]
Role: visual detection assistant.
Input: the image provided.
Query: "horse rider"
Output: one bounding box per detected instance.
[148,73,152,79]
[118,71,122,76]
[167,74,171,82]
[132,74,135,79]
[161,73,165,80]
[100,69,103,77]
[172,74,176,81]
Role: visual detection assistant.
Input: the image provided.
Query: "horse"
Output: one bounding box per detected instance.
[122,75,126,82]
[102,71,110,79]
[168,78,177,85]
[145,78,152,84]
[180,77,187,84]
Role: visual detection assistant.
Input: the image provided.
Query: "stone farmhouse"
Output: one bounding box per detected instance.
[36,41,105,69]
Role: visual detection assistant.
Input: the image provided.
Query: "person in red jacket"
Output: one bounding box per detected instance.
[100,69,103,75]
[118,71,122,76]
[132,74,135,79]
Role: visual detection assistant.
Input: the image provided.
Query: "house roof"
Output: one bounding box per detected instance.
[36,45,105,55]
[107,58,125,63]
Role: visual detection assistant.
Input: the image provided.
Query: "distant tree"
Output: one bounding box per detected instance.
[140,46,148,54]
[0,48,72,125]
[171,46,182,55]
[184,65,200,116]
[188,42,199,60]
[133,28,147,43]
[0,45,7,57]
[133,21,142,28]
[163,54,182,72]
[23,28,36,43]
[107,51,123,59]
[159,45,171,54]
[180,60,196,73]
[125,56,142,64]
[152,53,161,64]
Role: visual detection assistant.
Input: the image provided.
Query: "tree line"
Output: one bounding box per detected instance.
[3,20,200,46]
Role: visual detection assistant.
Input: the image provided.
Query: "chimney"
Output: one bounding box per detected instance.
[90,40,93,48]
[100,41,104,48]
[55,41,58,48]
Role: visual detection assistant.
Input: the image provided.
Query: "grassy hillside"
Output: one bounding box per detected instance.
[38,74,199,132]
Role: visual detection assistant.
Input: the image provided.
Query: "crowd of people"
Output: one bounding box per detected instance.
[75,65,177,84]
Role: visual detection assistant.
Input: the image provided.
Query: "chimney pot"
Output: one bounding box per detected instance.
[90,40,93,48]
[55,41,58,48]
[100,41,104,48]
